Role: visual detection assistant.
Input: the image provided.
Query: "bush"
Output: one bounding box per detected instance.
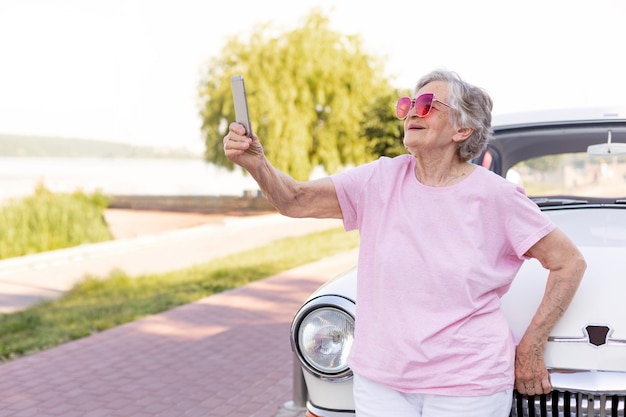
[0,184,112,259]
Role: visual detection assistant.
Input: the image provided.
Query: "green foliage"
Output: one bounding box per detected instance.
[0,227,360,362]
[199,10,404,180]
[363,90,411,158]
[0,184,113,259]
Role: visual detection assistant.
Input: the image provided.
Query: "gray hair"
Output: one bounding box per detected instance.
[415,70,493,161]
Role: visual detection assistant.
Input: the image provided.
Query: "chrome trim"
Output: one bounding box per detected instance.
[548,324,626,348]
[549,336,626,345]
[307,402,355,417]
[290,295,356,382]
[550,370,626,394]
[511,390,626,416]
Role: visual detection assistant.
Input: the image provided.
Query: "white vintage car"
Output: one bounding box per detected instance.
[290,108,626,417]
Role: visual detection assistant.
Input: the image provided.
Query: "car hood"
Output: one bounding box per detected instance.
[501,206,626,372]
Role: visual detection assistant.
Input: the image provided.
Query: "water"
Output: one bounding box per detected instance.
[0,157,260,201]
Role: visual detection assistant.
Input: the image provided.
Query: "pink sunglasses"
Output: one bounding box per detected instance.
[395,93,453,119]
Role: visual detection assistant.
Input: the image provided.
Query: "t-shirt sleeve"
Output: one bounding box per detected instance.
[506,185,556,259]
[330,160,379,232]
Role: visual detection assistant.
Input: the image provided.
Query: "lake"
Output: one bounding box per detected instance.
[0,157,261,201]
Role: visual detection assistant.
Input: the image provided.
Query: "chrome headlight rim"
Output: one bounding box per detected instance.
[291,295,355,381]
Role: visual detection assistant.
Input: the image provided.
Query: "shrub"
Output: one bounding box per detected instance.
[0,184,112,259]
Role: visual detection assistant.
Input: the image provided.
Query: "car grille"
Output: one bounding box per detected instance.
[511,390,626,417]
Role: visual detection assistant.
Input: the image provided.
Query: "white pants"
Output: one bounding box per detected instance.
[354,374,513,417]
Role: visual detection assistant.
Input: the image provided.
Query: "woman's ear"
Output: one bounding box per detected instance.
[453,127,473,143]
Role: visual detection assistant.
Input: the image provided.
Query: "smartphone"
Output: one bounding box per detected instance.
[230,75,253,137]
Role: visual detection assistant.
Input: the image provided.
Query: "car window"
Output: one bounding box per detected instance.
[506,152,626,198]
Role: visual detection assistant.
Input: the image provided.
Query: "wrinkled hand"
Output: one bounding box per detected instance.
[514,342,552,396]
[223,122,264,169]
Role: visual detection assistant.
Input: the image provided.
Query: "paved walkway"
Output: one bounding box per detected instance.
[0,214,359,417]
[0,214,344,313]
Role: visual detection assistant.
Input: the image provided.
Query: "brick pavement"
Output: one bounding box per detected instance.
[0,246,359,416]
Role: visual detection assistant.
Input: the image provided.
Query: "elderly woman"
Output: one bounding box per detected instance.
[223,69,585,416]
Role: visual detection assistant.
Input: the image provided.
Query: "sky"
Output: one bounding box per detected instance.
[0,0,625,153]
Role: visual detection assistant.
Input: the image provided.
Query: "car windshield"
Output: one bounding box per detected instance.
[505,152,626,199]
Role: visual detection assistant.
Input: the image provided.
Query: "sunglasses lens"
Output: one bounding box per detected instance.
[396,97,412,119]
[414,94,434,117]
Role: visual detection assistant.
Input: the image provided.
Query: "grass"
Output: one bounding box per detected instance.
[0,226,360,363]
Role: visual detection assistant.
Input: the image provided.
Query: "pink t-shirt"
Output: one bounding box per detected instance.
[330,154,555,396]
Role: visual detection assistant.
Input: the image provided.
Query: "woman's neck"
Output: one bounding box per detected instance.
[413,155,475,187]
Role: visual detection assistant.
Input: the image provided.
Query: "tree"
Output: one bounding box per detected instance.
[362,91,410,158]
[198,10,403,180]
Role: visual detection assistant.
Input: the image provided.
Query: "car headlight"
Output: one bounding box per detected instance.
[291,295,355,380]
